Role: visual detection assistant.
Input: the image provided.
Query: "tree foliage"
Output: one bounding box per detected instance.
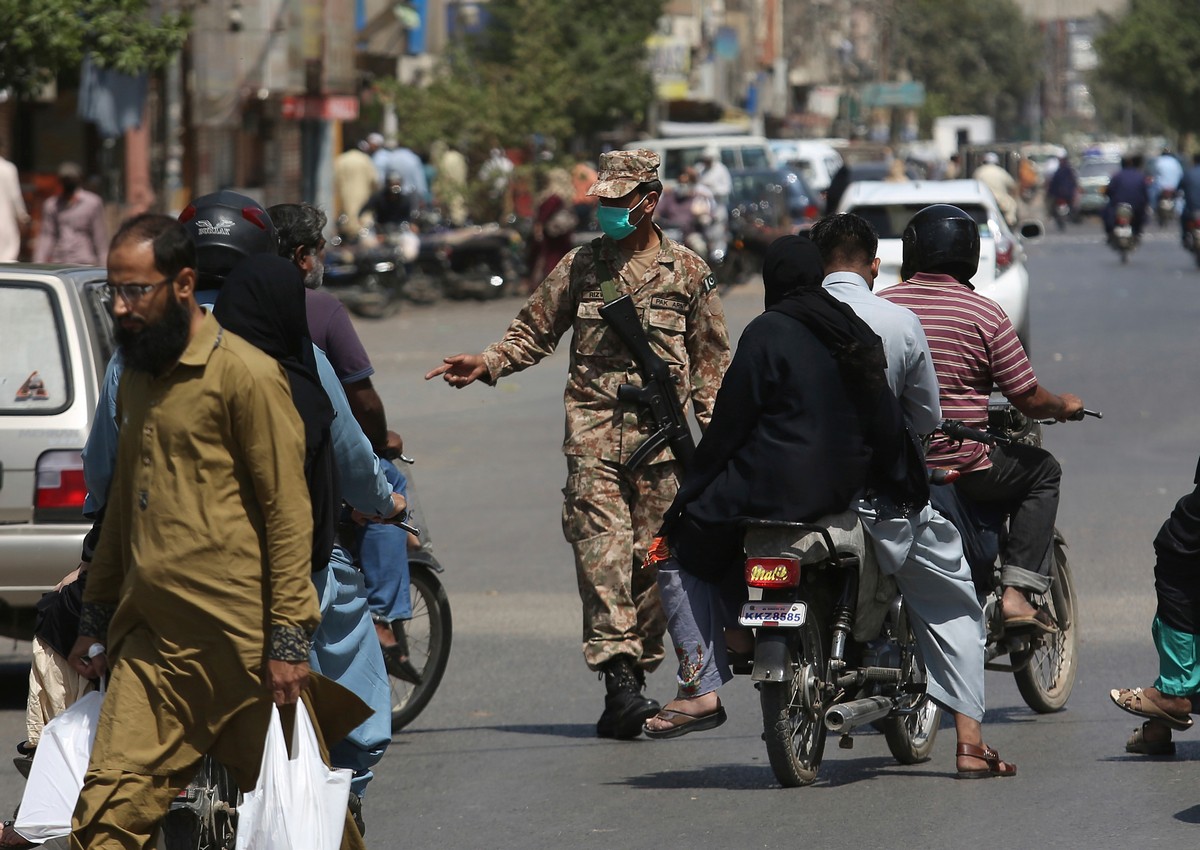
[1093,0,1200,137]
[892,0,1042,136]
[386,0,665,158]
[0,0,189,99]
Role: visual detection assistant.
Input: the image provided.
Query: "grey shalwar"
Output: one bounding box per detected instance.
[824,271,985,721]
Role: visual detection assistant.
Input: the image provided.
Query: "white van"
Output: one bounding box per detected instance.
[769,140,844,196]
[624,136,776,185]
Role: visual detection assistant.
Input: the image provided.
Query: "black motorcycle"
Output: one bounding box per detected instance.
[741,515,940,787]
[324,224,423,318]
[411,210,525,301]
[933,403,1098,714]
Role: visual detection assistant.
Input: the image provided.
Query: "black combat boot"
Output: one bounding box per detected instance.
[596,655,661,739]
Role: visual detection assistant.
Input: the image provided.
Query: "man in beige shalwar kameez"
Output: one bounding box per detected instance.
[64,214,328,849]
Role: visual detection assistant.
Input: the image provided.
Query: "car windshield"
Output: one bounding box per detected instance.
[1079,160,1120,179]
[844,203,992,239]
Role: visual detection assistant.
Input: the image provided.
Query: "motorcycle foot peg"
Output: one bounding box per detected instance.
[839,734,854,750]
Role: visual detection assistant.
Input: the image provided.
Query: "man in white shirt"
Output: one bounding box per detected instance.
[0,142,29,261]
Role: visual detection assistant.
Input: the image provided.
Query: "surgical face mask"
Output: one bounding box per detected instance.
[597,196,648,240]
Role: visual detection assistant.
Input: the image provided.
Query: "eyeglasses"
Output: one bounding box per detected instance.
[101,274,175,305]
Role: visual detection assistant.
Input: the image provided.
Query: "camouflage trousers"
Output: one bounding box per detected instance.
[561,456,681,672]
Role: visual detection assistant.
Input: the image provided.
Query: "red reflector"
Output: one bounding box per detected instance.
[35,452,88,510]
[178,204,196,224]
[745,557,801,589]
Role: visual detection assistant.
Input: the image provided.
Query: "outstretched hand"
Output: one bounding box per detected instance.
[425,353,487,388]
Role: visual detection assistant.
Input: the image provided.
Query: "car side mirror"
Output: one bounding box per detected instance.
[1018,220,1044,241]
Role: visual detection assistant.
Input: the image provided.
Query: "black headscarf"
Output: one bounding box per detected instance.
[213,254,339,571]
[762,235,888,400]
[761,235,927,512]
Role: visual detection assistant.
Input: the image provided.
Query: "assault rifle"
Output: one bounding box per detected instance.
[599,293,695,470]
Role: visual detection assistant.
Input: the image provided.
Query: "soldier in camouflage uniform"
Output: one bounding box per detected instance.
[426,150,731,738]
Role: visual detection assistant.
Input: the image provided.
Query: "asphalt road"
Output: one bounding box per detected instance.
[3,219,1199,848]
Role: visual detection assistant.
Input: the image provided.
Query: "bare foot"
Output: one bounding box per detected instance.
[1000,586,1038,620]
[375,620,397,649]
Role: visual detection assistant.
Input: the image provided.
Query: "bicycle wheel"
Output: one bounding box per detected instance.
[882,625,942,765]
[390,560,453,731]
[759,617,827,787]
[1013,539,1078,713]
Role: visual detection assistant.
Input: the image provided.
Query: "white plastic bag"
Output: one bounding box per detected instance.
[13,688,105,842]
[234,702,352,850]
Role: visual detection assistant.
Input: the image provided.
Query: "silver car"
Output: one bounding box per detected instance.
[0,265,111,639]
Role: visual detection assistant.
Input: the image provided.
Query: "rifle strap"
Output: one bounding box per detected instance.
[591,238,621,304]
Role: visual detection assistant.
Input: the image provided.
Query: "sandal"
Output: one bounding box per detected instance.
[955,743,1017,778]
[1003,607,1058,634]
[1126,722,1175,756]
[642,704,727,740]
[1110,687,1194,731]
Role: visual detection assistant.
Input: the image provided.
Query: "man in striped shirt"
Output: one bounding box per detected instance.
[880,204,1084,629]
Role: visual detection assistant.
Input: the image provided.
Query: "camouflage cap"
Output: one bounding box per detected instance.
[587,149,660,198]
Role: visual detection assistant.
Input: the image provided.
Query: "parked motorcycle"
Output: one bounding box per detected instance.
[1109,202,1138,264]
[740,515,940,787]
[325,223,423,317]
[411,211,525,301]
[933,402,1099,714]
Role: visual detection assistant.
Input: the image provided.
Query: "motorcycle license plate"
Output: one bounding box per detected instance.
[1115,225,1133,238]
[739,601,806,628]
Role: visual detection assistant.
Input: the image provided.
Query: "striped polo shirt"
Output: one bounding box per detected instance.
[879,273,1036,473]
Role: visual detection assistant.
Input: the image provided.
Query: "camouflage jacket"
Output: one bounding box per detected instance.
[481,229,731,466]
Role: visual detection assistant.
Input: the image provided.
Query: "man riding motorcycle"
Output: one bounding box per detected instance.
[1103,155,1149,242]
[879,204,1084,631]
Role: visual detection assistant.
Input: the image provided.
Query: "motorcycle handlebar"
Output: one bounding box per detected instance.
[1034,408,1103,425]
[939,419,1009,446]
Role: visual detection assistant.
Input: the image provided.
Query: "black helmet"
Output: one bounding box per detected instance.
[900,204,980,286]
[178,191,278,288]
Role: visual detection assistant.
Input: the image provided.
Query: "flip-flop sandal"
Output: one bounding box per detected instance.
[1003,608,1058,634]
[1110,687,1194,732]
[955,742,1017,778]
[1126,722,1176,756]
[642,705,727,740]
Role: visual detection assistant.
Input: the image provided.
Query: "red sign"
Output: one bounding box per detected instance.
[280,95,360,121]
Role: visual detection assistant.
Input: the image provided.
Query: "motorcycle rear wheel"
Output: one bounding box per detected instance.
[759,616,827,787]
[1013,540,1078,713]
[882,625,942,765]
[160,757,239,850]
[390,560,454,731]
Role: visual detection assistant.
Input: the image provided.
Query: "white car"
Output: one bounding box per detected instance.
[769,139,844,197]
[836,179,1043,343]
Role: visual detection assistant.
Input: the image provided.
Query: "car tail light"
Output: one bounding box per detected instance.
[804,203,819,221]
[745,556,801,589]
[994,234,1014,273]
[34,450,88,522]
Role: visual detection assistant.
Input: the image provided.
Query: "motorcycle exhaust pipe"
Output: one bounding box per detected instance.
[824,695,894,733]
